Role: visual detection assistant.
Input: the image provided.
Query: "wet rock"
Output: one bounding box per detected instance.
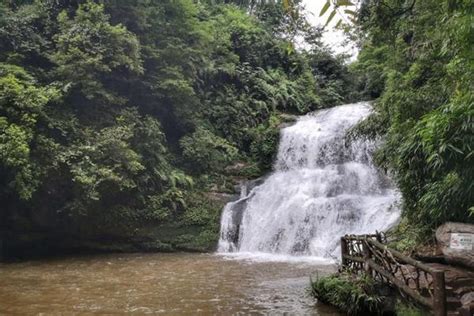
[205,192,237,204]
[278,113,298,129]
[459,292,474,316]
[224,194,253,246]
[460,292,474,306]
[241,176,266,195]
[225,162,251,173]
[435,222,474,269]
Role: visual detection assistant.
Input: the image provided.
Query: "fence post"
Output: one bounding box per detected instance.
[432,271,447,316]
[340,236,348,268]
[0,232,3,261]
[362,238,373,277]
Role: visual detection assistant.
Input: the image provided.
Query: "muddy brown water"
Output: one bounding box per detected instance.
[0,253,342,315]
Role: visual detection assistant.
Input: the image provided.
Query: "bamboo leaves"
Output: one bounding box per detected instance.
[319,0,357,27]
[325,9,337,26]
[336,0,354,6]
[320,1,331,16]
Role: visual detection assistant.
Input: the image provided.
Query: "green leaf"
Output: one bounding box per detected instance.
[336,0,354,6]
[447,144,464,154]
[335,19,342,28]
[319,1,331,17]
[325,9,337,26]
[344,9,357,16]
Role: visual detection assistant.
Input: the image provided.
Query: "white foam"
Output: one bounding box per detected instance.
[215,252,335,265]
[218,102,400,260]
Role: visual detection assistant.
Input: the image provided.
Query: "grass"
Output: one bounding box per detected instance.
[311,271,386,315]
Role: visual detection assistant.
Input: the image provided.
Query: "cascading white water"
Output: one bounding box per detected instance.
[218,102,400,259]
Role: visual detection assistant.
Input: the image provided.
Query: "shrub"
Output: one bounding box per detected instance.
[311,272,385,315]
[180,127,238,174]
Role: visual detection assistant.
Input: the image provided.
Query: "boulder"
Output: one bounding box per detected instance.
[435,222,474,269]
[459,292,474,316]
[460,292,474,306]
[241,176,266,196]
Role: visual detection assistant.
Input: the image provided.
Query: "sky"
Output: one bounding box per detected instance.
[302,0,358,57]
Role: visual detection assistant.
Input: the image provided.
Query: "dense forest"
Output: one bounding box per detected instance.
[0,0,472,258]
[349,0,473,248]
[1,1,472,315]
[0,0,358,256]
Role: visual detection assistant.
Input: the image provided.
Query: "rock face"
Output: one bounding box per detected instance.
[459,292,474,316]
[436,222,474,269]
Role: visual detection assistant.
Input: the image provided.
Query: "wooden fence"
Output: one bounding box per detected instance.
[340,234,447,316]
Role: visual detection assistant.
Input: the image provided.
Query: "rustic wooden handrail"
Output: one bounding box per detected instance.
[341,234,447,316]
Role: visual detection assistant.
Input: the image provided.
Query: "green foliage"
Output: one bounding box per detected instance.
[0,0,355,253]
[52,1,142,104]
[319,0,357,28]
[180,192,223,227]
[397,98,473,228]
[351,0,474,238]
[349,45,389,99]
[180,127,238,173]
[395,300,427,316]
[387,218,431,253]
[249,114,281,171]
[0,64,60,199]
[305,46,360,106]
[60,120,145,201]
[311,272,385,315]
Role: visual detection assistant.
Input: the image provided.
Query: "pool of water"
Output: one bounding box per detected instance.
[0,252,341,315]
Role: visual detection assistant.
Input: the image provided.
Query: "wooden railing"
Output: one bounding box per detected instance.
[341,234,447,316]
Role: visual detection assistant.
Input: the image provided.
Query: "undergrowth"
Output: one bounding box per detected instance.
[311,271,385,315]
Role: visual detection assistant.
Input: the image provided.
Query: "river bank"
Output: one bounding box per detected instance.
[0,223,220,261]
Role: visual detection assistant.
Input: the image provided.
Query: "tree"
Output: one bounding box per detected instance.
[52,1,142,105]
[0,64,60,200]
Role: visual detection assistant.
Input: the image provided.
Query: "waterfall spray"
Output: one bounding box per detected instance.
[218,102,400,259]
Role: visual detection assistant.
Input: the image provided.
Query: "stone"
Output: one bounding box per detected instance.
[460,292,474,306]
[435,222,474,269]
[458,292,474,316]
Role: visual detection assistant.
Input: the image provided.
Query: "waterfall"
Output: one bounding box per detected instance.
[217,102,400,259]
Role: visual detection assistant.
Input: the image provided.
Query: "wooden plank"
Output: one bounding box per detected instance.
[362,241,373,275]
[341,237,348,266]
[342,254,364,263]
[367,259,434,309]
[342,234,447,315]
[366,238,442,274]
[432,271,447,316]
